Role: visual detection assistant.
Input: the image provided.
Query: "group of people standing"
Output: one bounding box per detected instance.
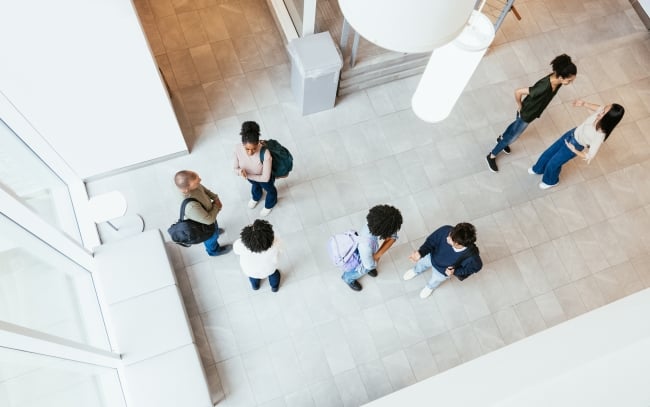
[486,54,625,189]
[172,52,626,297]
[340,204,483,299]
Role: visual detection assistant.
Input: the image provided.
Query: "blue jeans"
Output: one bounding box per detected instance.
[203,222,221,255]
[491,111,530,156]
[532,128,584,186]
[341,261,368,284]
[249,269,281,290]
[249,176,277,209]
[413,254,450,290]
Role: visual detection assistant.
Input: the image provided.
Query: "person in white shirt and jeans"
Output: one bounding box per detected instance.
[529,99,625,189]
[233,219,282,292]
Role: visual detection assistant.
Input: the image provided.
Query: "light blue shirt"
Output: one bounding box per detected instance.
[357,224,399,271]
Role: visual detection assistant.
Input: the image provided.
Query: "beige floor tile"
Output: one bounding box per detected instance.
[199,6,230,42]
[150,0,176,19]
[573,275,607,311]
[493,307,527,345]
[167,48,201,88]
[495,257,533,304]
[172,0,196,14]
[630,254,650,288]
[178,85,214,125]
[157,14,188,51]
[493,208,532,254]
[513,299,547,336]
[190,44,222,83]
[241,0,276,33]
[219,2,253,38]
[427,332,462,373]
[552,235,592,281]
[255,29,290,67]
[472,315,506,353]
[178,10,209,48]
[232,35,266,73]
[553,283,588,319]
[224,75,257,113]
[570,227,610,273]
[511,201,551,247]
[551,187,587,232]
[531,195,570,240]
[476,265,513,313]
[532,241,572,289]
[246,69,279,108]
[211,39,244,78]
[588,221,629,268]
[514,248,551,297]
[450,324,484,363]
[203,80,236,120]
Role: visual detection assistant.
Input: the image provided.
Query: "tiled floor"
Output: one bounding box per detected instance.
[89,0,650,405]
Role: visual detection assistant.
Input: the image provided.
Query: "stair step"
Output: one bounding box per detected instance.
[340,56,429,88]
[338,65,426,96]
[340,52,429,79]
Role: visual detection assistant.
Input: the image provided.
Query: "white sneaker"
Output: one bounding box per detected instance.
[403,268,417,281]
[419,286,434,299]
[538,182,556,190]
[527,167,537,175]
[260,207,272,216]
[247,199,259,209]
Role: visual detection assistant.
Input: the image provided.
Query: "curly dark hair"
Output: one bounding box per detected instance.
[449,222,477,247]
[366,204,403,239]
[240,121,260,144]
[550,54,576,79]
[240,219,275,253]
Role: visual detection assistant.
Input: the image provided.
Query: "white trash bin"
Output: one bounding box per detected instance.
[287,32,343,115]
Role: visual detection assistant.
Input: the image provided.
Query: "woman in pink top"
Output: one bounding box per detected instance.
[233,121,277,216]
[529,100,625,189]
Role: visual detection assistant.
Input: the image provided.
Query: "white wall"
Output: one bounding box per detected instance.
[0,0,187,179]
[364,287,650,407]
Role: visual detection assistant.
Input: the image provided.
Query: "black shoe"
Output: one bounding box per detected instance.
[367,269,378,277]
[271,286,279,292]
[346,280,362,291]
[486,154,498,173]
[497,136,511,154]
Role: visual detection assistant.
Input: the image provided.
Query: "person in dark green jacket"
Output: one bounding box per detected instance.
[486,54,577,173]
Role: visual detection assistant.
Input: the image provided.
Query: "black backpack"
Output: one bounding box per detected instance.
[260,139,293,178]
[454,245,480,281]
[167,198,216,247]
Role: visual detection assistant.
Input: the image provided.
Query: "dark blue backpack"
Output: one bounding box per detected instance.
[260,139,293,178]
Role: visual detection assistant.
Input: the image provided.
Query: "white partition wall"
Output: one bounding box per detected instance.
[364,288,650,407]
[0,0,187,179]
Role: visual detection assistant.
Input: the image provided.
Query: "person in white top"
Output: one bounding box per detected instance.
[529,99,625,189]
[233,219,282,292]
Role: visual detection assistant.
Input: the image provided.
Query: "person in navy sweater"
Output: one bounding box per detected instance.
[403,223,482,299]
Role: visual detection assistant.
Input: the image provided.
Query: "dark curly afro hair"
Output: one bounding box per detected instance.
[240,219,275,253]
[366,204,403,239]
